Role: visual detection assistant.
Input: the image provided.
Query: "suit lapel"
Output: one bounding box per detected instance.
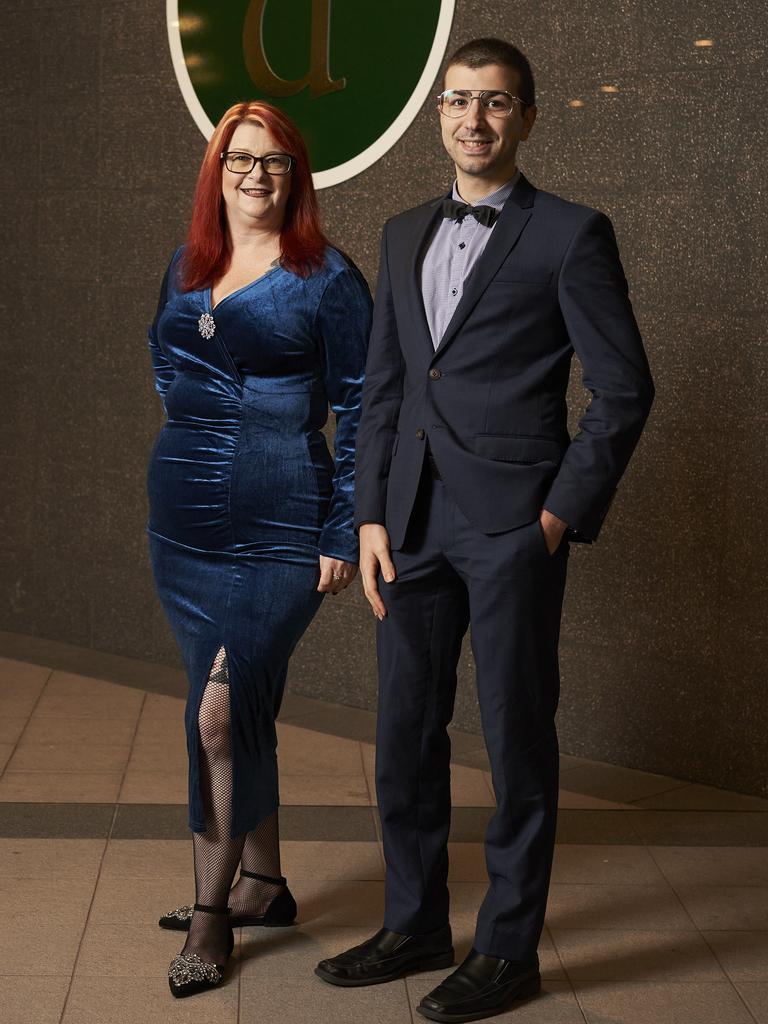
[403,196,445,357]
[433,174,536,360]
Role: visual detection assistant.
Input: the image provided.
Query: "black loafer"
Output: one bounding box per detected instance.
[315,925,454,987]
[417,948,540,1022]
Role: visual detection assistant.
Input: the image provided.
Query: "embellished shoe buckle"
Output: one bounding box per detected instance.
[168,952,221,986]
[165,905,194,922]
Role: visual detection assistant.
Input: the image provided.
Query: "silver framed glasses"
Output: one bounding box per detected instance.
[437,89,523,118]
[220,151,294,175]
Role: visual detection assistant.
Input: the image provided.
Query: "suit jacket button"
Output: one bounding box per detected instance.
[429,368,442,380]
[415,429,425,440]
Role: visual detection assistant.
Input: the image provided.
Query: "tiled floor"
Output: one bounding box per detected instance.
[1,645,767,1024]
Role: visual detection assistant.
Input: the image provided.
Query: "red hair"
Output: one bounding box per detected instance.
[180,101,329,290]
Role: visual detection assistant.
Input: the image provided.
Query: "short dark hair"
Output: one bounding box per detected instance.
[445,38,536,108]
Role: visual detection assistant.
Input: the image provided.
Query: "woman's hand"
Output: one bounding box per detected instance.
[317,556,358,595]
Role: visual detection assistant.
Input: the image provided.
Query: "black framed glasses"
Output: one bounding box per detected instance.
[220,151,294,175]
[437,89,524,118]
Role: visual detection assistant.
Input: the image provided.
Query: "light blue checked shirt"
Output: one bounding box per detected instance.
[421,171,520,349]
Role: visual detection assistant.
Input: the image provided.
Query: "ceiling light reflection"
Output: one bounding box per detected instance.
[179,14,206,33]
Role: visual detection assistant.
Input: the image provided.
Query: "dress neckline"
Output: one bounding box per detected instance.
[208,262,282,313]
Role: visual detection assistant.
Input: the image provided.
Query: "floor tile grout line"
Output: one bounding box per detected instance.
[545,927,590,1023]
[403,977,418,1024]
[574,981,768,987]
[2,753,133,772]
[626,781,707,805]
[532,923,767,931]
[1,666,54,781]
[236,934,242,1024]
[369,801,383,843]
[615,806,645,846]
[114,691,148,806]
[695,930,761,1024]
[630,809,768,821]
[56,810,116,1024]
[482,769,496,802]
[6,805,768,844]
[645,847,761,1023]
[357,740,375,807]
[551,881,765,889]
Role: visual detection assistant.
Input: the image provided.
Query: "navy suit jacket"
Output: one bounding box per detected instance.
[354,173,654,550]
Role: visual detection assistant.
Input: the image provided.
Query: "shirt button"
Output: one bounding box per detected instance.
[429,369,442,380]
[451,288,457,296]
[415,428,425,440]
[458,242,466,249]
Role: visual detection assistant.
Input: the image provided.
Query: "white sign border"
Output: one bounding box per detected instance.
[166,0,455,189]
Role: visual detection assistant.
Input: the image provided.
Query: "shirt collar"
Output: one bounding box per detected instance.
[451,170,520,211]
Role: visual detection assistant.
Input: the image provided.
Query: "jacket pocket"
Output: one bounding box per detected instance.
[474,433,563,464]
[492,270,552,285]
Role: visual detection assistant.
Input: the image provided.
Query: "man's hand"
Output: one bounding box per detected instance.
[539,509,568,555]
[359,523,396,620]
[317,557,358,595]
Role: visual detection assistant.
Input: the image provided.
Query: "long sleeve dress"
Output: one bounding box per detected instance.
[146,246,372,836]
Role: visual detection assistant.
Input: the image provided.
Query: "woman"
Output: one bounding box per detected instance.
[146,101,372,997]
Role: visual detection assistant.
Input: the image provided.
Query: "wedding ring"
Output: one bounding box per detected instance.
[332,572,343,580]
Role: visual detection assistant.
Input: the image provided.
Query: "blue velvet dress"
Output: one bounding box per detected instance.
[146,246,371,836]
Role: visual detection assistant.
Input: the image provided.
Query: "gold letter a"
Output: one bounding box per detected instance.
[243,0,346,99]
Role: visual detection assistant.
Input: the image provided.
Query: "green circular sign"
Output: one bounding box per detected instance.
[167,0,455,187]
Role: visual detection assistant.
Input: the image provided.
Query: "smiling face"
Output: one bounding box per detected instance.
[221,119,292,232]
[440,62,536,197]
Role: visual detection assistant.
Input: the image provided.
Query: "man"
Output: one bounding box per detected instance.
[315,37,654,1023]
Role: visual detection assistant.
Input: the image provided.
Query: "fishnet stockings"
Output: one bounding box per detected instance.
[181,648,244,964]
[228,810,284,916]
[180,649,286,963]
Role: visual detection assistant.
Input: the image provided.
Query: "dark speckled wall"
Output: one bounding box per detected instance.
[1,1,766,794]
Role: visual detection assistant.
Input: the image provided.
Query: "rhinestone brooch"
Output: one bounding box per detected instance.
[164,905,194,922]
[168,952,221,986]
[198,312,216,339]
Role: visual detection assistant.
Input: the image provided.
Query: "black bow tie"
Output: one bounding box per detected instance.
[442,197,499,227]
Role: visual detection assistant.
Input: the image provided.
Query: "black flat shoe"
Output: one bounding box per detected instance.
[315,925,454,987]
[159,872,297,931]
[168,903,235,999]
[417,949,540,1022]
